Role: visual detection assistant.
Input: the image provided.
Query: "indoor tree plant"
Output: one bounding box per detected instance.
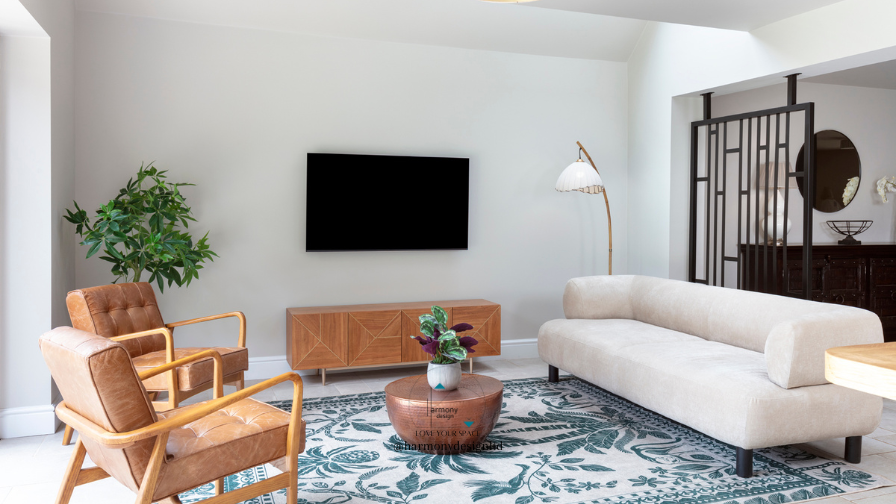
[411,306,478,391]
[64,163,217,292]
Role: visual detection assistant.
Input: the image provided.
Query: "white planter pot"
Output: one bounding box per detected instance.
[427,362,461,391]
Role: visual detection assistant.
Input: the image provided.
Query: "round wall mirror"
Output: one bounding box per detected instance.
[796,130,861,213]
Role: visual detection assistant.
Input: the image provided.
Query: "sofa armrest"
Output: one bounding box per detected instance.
[765,308,883,389]
[563,275,635,320]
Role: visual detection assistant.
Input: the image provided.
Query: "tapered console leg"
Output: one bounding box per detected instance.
[548,365,559,383]
[736,448,753,478]
[845,436,862,464]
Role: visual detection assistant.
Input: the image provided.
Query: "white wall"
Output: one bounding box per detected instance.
[0,0,75,438]
[19,0,77,335]
[0,34,52,417]
[627,0,896,280]
[74,12,629,360]
[711,82,896,247]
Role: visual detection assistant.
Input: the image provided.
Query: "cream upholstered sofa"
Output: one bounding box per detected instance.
[537,275,883,478]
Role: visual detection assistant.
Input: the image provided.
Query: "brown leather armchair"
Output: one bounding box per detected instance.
[40,327,305,504]
[62,282,249,445]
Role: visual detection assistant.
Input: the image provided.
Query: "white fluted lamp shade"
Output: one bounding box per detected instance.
[555,159,604,194]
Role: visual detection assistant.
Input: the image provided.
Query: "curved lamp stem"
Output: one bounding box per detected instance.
[577,141,613,275]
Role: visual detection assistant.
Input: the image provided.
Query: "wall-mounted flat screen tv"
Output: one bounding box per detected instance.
[306,153,470,251]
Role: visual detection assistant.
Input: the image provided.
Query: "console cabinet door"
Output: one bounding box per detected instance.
[287,312,348,368]
[785,258,825,300]
[348,310,402,366]
[825,258,866,307]
[401,307,453,363]
[454,305,502,357]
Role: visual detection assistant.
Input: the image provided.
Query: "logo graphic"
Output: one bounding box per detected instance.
[464,421,474,427]
[434,383,445,390]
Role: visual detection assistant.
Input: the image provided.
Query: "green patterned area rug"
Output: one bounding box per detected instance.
[179,377,890,504]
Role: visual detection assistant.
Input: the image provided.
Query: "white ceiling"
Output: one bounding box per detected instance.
[0,0,46,37]
[73,0,848,61]
[526,0,846,31]
[74,0,647,62]
[803,59,896,90]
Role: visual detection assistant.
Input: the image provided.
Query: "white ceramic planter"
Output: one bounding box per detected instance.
[427,362,461,391]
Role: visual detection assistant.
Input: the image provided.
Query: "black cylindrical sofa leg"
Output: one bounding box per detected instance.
[548,365,559,383]
[736,448,753,478]
[845,436,862,464]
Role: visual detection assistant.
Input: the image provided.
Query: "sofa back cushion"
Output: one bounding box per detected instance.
[630,276,831,353]
[563,275,634,320]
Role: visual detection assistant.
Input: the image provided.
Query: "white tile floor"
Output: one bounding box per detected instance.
[2,357,896,503]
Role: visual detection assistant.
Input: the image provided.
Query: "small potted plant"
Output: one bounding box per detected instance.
[411,306,478,391]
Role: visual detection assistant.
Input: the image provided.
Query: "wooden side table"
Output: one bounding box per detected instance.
[826,342,896,400]
[384,374,503,455]
[824,342,895,464]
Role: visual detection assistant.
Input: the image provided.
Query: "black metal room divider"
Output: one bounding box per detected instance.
[688,75,816,299]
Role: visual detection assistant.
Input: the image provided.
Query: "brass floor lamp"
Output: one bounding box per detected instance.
[555,141,612,275]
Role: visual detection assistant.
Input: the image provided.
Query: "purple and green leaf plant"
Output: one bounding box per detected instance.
[411,306,478,364]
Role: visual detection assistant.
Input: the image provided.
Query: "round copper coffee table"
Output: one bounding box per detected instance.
[384,374,503,454]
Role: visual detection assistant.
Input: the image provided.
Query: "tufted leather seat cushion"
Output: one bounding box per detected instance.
[136,347,249,392]
[152,398,301,500]
[67,283,168,357]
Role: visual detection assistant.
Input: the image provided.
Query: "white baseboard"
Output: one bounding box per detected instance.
[0,404,60,438]
[478,337,538,361]
[245,354,296,380]
[246,338,540,381]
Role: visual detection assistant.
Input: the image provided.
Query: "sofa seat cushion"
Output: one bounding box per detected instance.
[135,347,248,392]
[153,398,300,500]
[538,319,881,449]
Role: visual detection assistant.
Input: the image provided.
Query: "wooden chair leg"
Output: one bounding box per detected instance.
[215,477,224,496]
[135,432,169,504]
[56,439,87,504]
[230,373,244,391]
[62,425,74,446]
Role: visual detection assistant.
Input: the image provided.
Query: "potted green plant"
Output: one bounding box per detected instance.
[64,163,217,292]
[410,306,478,391]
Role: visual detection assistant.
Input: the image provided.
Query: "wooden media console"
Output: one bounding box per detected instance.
[287,299,501,384]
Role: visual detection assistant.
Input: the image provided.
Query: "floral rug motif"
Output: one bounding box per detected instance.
[179,377,891,504]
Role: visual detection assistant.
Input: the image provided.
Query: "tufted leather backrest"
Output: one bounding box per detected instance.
[66,283,167,357]
[39,327,159,491]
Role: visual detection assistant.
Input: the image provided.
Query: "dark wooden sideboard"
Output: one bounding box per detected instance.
[739,244,896,342]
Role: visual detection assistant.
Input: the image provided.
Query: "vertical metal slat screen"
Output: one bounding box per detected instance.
[688,100,815,299]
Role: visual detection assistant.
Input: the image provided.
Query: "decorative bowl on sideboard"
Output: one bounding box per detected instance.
[826,220,872,245]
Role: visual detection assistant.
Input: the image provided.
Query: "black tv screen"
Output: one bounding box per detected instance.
[306,153,470,251]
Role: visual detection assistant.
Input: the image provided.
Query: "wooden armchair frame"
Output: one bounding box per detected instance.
[55,349,304,504]
[62,311,247,445]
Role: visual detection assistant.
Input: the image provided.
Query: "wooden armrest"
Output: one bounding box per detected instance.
[166,311,247,347]
[110,328,175,364]
[138,349,224,398]
[55,372,303,448]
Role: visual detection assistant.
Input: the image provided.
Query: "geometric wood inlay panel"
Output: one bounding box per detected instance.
[453,305,500,356]
[349,310,401,365]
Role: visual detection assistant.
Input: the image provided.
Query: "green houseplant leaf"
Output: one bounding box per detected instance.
[65,163,217,292]
[432,306,448,326]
